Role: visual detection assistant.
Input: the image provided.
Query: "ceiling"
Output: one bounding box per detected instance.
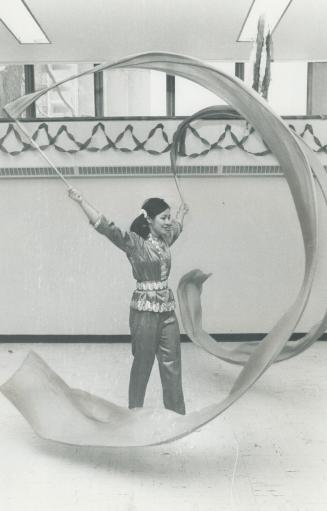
[0,0,326,63]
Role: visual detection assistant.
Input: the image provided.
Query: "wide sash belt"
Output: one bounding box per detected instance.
[136,280,168,291]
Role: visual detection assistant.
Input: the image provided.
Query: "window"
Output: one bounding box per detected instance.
[33,63,95,117]
[244,61,308,115]
[0,65,25,117]
[102,69,166,116]
[0,61,311,119]
[174,62,235,116]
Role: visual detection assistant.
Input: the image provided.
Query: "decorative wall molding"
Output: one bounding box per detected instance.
[0,122,327,158]
[1,120,327,159]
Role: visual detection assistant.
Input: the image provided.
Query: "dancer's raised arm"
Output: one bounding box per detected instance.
[166,202,189,246]
[175,202,189,227]
[68,187,138,253]
[68,188,100,225]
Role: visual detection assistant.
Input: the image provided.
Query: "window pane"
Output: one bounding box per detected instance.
[244,61,308,115]
[34,63,95,117]
[175,62,234,116]
[0,65,25,117]
[103,69,166,116]
[268,62,307,115]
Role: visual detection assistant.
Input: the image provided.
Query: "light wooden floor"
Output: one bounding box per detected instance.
[0,341,326,511]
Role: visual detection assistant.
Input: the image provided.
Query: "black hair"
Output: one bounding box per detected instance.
[130,197,170,239]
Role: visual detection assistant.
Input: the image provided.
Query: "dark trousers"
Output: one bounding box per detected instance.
[128,309,186,415]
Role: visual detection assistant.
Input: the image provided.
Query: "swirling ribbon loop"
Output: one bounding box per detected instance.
[1,52,326,447]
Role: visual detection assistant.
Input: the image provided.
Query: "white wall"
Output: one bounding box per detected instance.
[0,118,326,336]
[0,177,325,336]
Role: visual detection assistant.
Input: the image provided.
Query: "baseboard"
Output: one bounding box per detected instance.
[0,333,326,343]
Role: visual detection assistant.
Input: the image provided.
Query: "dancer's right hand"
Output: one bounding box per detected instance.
[68,188,83,203]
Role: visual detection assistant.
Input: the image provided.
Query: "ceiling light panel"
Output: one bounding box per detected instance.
[238,0,293,41]
[0,0,50,44]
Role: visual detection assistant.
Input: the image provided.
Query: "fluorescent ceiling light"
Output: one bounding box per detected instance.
[0,0,50,44]
[238,0,293,42]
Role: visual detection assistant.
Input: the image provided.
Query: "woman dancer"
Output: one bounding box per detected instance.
[68,188,189,415]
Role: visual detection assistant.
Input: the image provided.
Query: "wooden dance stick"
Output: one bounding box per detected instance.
[15,118,185,203]
[14,119,72,189]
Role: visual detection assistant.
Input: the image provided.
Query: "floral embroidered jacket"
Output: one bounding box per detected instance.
[93,215,182,313]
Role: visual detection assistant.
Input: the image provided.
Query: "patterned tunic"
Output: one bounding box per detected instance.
[93,216,182,313]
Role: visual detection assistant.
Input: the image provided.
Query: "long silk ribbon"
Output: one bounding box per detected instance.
[176,106,327,365]
[1,52,326,447]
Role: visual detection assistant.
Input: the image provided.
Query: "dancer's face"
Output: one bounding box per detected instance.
[149,208,172,238]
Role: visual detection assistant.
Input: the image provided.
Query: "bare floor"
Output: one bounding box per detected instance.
[0,341,326,511]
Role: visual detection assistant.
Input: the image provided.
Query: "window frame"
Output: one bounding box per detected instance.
[0,61,312,120]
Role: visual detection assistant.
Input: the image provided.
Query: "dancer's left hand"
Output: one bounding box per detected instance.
[68,188,83,203]
[183,203,189,215]
[178,203,189,217]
